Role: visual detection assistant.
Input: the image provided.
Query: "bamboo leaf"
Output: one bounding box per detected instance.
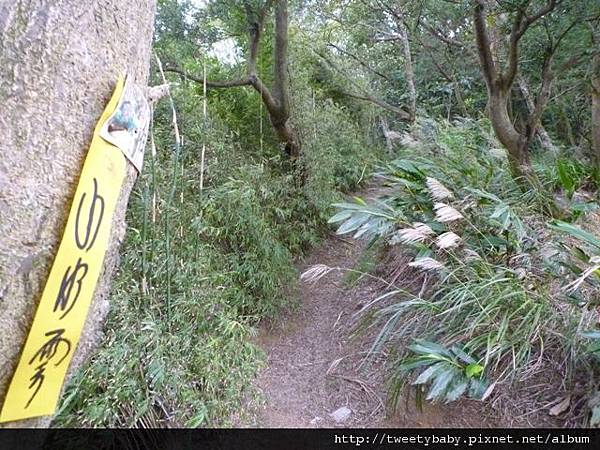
[409,340,453,358]
[550,221,600,249]
[413,362,446,385]
[426,367,457,401]
[445,379,469,403]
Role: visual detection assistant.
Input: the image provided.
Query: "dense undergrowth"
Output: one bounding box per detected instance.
[327,118,600,425]
[53,62,381,426]
[50,0,600,427]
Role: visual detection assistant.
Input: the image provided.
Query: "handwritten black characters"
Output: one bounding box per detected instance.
[75,177,104,252]
[24,176,105,408]
[54,257,88,320]
[26,329,72,408]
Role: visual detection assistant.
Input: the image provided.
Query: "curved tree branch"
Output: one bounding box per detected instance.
[473,1,497,87]
[326,42,391,81]
[163,65,252,88]
[504,0,558,89]
[315,49,410,120]
[341,90,411,120]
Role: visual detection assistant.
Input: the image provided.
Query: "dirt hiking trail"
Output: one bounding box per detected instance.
[240,185,517,428]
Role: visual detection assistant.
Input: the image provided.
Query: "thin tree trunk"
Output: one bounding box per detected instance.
[560,105,577,146]
[453,81,469,117]
[517,75,559,155]
[164,0,300,161]
[0,0,156,427]
[379,117,394,154]
[397,17,417,123]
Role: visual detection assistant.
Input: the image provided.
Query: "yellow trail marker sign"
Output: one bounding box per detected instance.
[0,76,132,423]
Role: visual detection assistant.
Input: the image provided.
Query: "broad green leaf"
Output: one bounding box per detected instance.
[591,405,600,427]
[336,213,370,235]
[557,159,576,195]
[328,210,354,224]
[550,221,600,249]
[468,377,489,399]
[399,356,438,372]
[413,362,446,385]
[353,196,367,206]
[426,367,457,401]
[331,202,369,211]
[408,340,453,358]
[445,379,469,403]
[464,187,501,203]
[489,204,509,220]
[393,159,425,176]
[451,345,476,364]
[570,202,598,214]
[582,331,600,340]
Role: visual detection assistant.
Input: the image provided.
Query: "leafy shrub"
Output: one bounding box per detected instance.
[54,41,380,426]
[55,151,265,426]
[198,169,296,318]
[550,220,600,425]
[391,340,490,407]
[328,120,598,416]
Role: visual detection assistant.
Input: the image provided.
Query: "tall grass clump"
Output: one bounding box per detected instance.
[326,118,599,422]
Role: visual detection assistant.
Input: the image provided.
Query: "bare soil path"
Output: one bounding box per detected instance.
[241,186,508,428]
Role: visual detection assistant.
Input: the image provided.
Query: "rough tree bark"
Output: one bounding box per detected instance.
[165,0,300,159]
[0,0,156,427]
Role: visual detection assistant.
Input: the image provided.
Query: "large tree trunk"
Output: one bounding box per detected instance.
[473,0,561,195]
[0,0,156,427]
[486,90,527,176]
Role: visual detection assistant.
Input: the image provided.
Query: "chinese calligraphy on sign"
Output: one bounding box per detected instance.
[0,76,145,423]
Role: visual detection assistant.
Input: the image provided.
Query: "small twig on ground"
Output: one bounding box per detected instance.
[332,310,344,331]
[330,374,385,417]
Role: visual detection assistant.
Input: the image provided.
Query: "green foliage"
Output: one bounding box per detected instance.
[330,119,599,413]
[54,0,381,426]
[343,239,382,287]
[197,168,296,319]
[536,156,600,201]
[391,340,490,407]
[551,220,600,249]
[54,149,265,427]
[54,0,600,428]
[557,158,582,198]
[582,331,600,426]
[550,220,600,308]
